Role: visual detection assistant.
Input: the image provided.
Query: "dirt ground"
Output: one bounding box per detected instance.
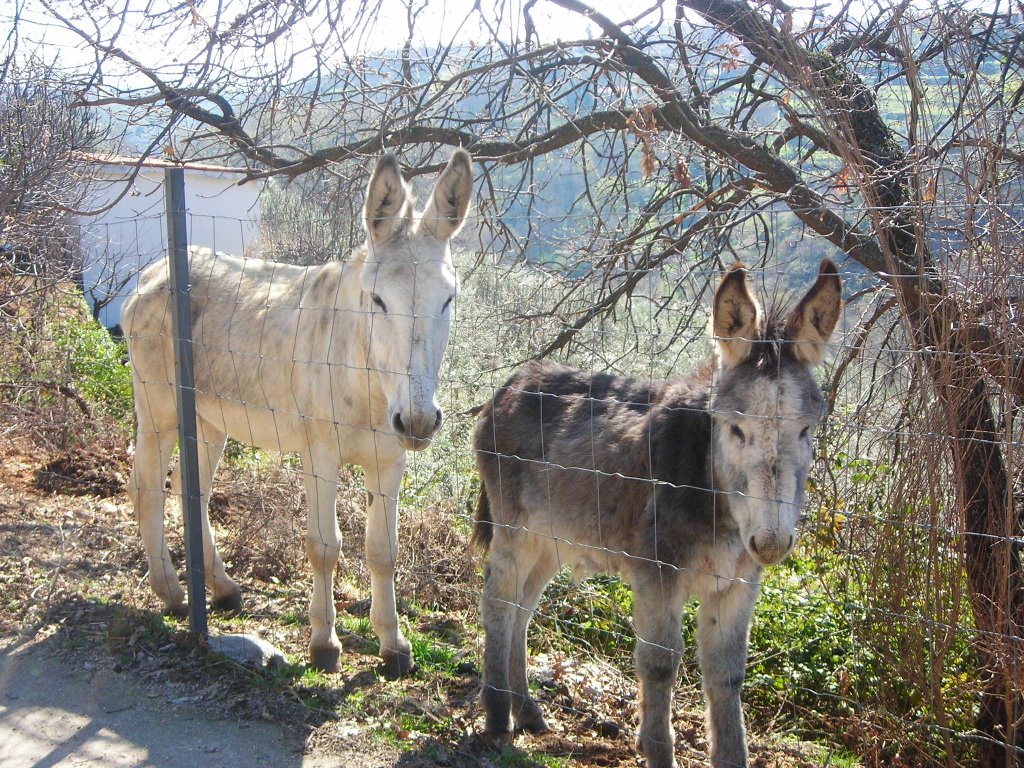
[0,441,828,768]
[0,635,393,768]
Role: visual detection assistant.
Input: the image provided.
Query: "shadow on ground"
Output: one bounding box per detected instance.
[0,596,400,768]
[0,624,326,768]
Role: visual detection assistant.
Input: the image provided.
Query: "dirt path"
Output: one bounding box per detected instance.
[0,636,398,768]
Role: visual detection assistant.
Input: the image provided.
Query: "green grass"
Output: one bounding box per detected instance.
[494,746,570,768]
[408,629,463,676]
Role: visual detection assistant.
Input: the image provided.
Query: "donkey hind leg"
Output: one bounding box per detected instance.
[632,572,686,768]
[166,424,240,611]
[364,456,413,678]
[697,580,759,768]
[302,449,344,672]
[194,424,240,611]
[480,535,549,738]
[129,426,185,614]
[509,547,558,733]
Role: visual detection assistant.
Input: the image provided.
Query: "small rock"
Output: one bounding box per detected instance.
[208,634,287,670]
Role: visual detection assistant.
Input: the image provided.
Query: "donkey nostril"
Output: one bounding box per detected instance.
[748,536,759,557]
[433,409,443,431]
[392,412,406,435]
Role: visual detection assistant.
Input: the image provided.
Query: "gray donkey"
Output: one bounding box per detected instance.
[473,260,842,768]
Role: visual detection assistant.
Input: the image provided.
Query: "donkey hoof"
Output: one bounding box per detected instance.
[381,649,415,679]
[518,717,550,735]
[165,603,188,618]
[516,709,549,735]
[637,736,677,768]
[211,589,243,613]
[514,696,549,734]
[480,728,513,750]
[309,646,342,673]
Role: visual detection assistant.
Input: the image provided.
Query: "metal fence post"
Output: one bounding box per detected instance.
[164,166,207,638]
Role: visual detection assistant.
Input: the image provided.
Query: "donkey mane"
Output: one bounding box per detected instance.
[732,292,809,373]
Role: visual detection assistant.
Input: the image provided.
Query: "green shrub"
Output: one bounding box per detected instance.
[745,551,886,725]
[51,298,134,425]
[530,572,636,660]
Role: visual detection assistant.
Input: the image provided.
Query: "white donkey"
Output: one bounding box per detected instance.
[122,150,473,676]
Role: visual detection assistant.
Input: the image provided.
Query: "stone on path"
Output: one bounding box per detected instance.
[207,634,287,670]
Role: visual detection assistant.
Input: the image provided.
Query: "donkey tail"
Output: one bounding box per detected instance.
[471,486,493,552]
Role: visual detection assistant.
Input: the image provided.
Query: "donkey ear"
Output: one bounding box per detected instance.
[364,154,413,244]
[786,258,843,365]
[420,149,473,241]
[712,263,762,368]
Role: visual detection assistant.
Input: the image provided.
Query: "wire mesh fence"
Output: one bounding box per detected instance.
[3,2,1024,766]
[3,178,1021,767]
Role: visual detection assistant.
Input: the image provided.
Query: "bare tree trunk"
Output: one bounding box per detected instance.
[944,369,1021,767]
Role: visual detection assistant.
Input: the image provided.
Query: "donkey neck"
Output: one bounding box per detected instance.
[325,252,382,377]
[649,376,736,532]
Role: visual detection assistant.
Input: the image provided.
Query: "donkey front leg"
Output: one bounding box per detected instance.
[302,449,344,671]
[364,456,413,678]
[697,580,759,768]
[632,573,685,768]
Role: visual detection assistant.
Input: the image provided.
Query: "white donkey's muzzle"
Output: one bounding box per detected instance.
[391,406,444,450]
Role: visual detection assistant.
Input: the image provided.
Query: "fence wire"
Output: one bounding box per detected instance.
[3,187,1022,767]
[3,2,1024,764]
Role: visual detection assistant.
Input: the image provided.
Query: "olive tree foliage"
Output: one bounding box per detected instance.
[0,39,114,427]
[26,0,1024,763]
[0,55,99,281]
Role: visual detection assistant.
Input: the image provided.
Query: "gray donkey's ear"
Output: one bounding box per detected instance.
[712,263,762,368]
[420,149,473,241]
[364,154,413,244]
[786,258,843,365]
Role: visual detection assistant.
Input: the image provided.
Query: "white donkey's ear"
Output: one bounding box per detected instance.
[364,154,413,244]
[786,258,843,365]
[712,263,762,368]
[420,149,473,241]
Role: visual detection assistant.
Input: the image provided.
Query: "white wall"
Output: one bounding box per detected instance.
[77,159,263,328]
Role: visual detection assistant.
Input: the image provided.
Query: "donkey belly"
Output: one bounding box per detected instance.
[196,394,310,452]
[196,390,384,464]
[514,486,634,581]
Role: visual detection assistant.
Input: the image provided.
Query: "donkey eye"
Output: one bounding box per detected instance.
[729,424,745,441]
[372,294,388,313]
